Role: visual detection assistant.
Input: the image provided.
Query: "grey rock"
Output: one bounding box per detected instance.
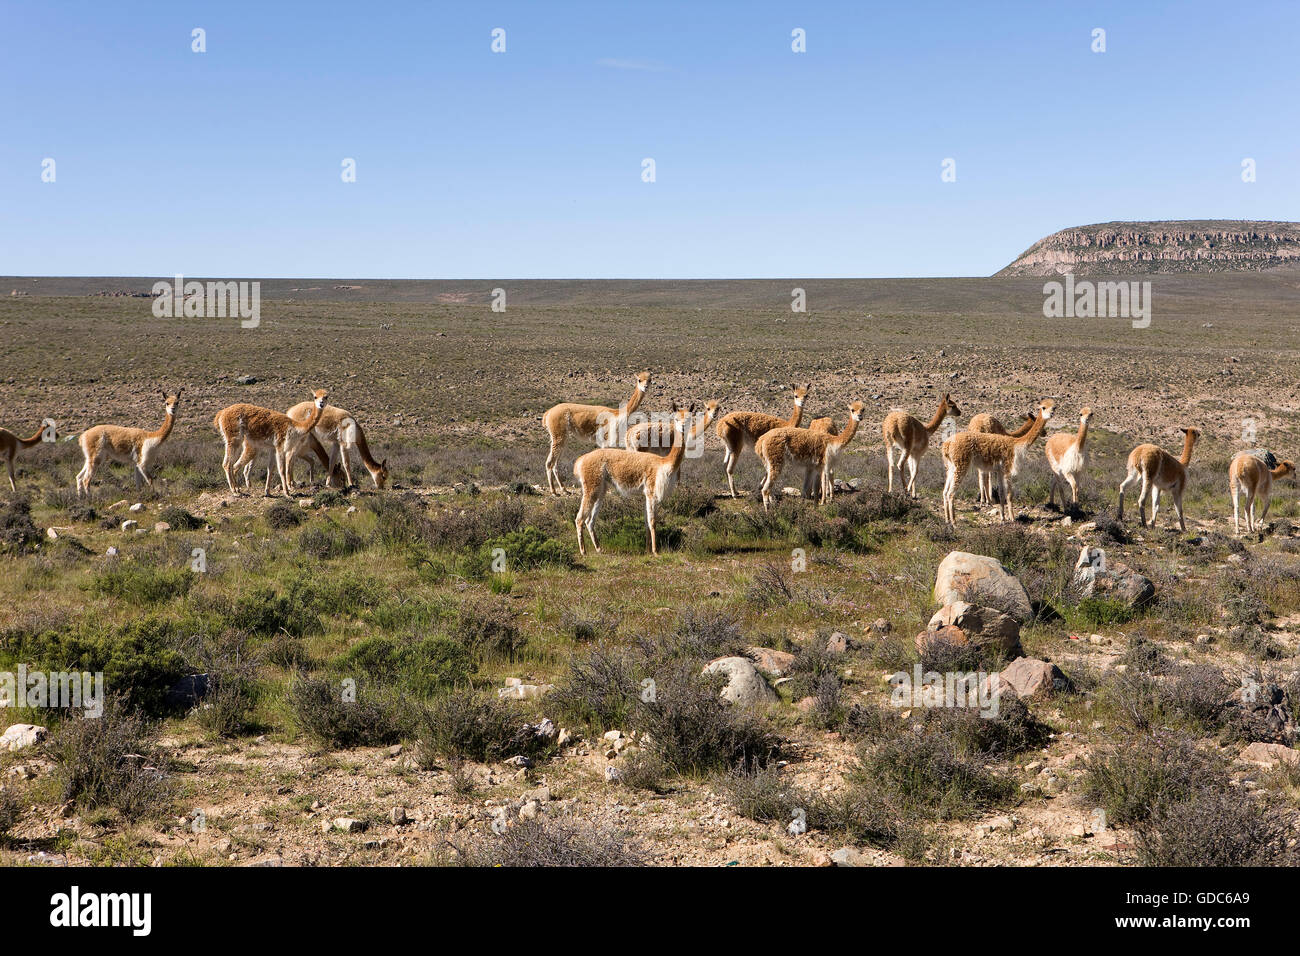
[701,657,779,707]
[934,552,1032,622]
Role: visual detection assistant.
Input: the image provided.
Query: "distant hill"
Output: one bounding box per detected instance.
[997,220,1300,277]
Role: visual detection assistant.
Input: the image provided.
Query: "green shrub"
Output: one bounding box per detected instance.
[287,674,412,748]
[456,596,526,661]
[0,499,42,555]
[1136,786,1298,866]
[333,635,473,696]
[629,663,783,776]
[858,730,1017,819]
[417,689,547,765]
[12,615,186,716]
[550,643,639,731]
[91,562,193,603]
[298,522,366,560]
[1081,733,1228,827]
[0,788,20,837]
[158,506,203,531]
[265,500,305,529]
[461,818,648,867]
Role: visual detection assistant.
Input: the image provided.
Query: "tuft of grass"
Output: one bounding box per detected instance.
[460,817,648,867]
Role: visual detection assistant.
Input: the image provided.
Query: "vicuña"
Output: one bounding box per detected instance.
[75,390,181,495]
[543,371,652,496]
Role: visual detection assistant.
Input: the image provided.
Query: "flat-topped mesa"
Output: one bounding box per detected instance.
[997,220,1300,277]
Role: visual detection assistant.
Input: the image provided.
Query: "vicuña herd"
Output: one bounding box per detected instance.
[0,372,1294,554]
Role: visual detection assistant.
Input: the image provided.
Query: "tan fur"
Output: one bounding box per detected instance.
[214,389,328,497]
[543,371,651,495]
[882,392,961,497]
[252,403,389,492]
[1229,452,1295,535]
[573,404,695,555]
[755,401,865,511]
[1046,407,1093,509]
[962,411,1035,503]
[714,385,810,498]
[626,400,720,454]
[1117,427,1200,531]
[75,391,181,495]
[1,423,46,491]
[942,399,1055,525]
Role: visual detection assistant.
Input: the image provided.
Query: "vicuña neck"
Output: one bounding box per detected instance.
[832,415,860,449]
[1270,462,1291,478]
[787,398,805,428]
[19,426,44,447]
[664,425,688,470]
[151,412,175,442]
[622,383,647,416]
[1016,412,1049,448]
[352,422,381,469]
[297,402,326,433]
[1178,431,1197,465]
[924,398,949,434]
[1075,417,1090,450]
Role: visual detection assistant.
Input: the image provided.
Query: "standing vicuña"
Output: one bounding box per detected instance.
[882,393,961,497]
[1046,406,1093,509]
[965,410,1035,504]
[714,384,810,498]
[626,400,720,454]
[1117,427,1200,531]
[942,398,1054,525]
[543,371,651,496]
[573,404,694,556]
[76,391,181,495]
[214,389,328,496]
[2,422,47,491]
[1229,451,1294,535]
[273,402,389,490]
[756,401,865,511]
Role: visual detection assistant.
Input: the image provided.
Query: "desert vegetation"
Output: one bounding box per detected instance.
[1,280,1299,867]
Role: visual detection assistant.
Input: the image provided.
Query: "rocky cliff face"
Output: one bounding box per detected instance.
[997,220,1300,276]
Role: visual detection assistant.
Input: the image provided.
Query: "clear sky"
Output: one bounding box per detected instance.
[3,0,1298,279]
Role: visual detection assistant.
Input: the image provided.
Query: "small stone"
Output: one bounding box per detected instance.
[1,724,48,752]
[153,522,171,533]
[120,520,138,532]
[46,527,58,540]
[333,818,367,833]
[503,755,532,769]
[825,632,849,655]
[604,766,621,783]
[389,807,408,825]
[128,502,144,513]
[519,800,539,821]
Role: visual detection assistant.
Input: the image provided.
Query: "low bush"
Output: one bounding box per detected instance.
[417,689,547,766]
[1081,732,1228,827]
[332,634,474,696]
[49,699,171,819]
[629,663,783,775]
[461,817,648,867]
[287,674,412,748]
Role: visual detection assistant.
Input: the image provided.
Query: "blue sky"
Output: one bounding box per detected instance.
[3,0,1297,278]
